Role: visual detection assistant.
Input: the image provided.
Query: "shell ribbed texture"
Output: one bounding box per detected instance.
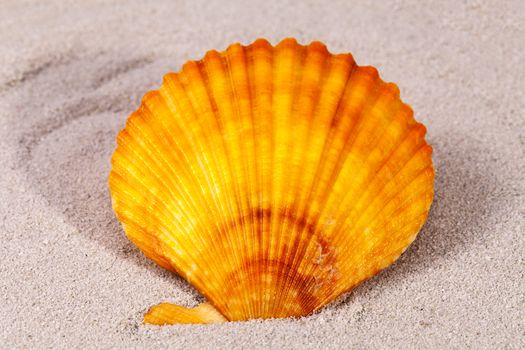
[109,38,434,322]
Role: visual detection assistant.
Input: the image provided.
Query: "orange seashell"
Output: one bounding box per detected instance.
[109,38,434,324]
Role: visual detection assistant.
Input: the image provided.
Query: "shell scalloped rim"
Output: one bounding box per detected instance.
[108,38,435,325]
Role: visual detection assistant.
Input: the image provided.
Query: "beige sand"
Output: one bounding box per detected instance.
[1,0,523,348]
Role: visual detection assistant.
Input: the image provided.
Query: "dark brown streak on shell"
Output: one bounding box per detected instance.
[216,207,340,317]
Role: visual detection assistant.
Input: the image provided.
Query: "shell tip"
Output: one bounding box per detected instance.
[144,302,227,325]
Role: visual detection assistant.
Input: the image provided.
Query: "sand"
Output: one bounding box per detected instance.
[0,0,523,348]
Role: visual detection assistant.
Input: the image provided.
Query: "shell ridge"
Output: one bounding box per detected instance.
[288,64,360,218]
[158,82,222,211]
[174,65,243,317]
[271,42,312,315]
[260,38,284,316]
[200,53,249,317]
[250,40,275,318]
[141,92,229,254]
[263,40,297,317]
[195,56,252,319]
[330,130,431,249]
[363,167,434,239]
[158,75,237,314]
[242,43,263,318]
[290,55,357,211]
[278,52,356,311]
[353,164,434,238]
[155,80,247,309]
[329,165,434,296]
[310,83,406,241]
[111,156,192,239]
[280,66,384,307]
[109,172,177,273]
[314,136,428,280]
[306,76,389,238]
[319,194,434,308]
[111,140,210,275]
[330,149,433,277]
[323,118,424,242]
[117,110,191,206]
[224,44,259,318]
[266,39,303,317]
[160,74,239,277]
[162,73,238,273]
[221,46,261,319]
[306,67,383,218]
[284,80,412,304]
[274,44,336,312]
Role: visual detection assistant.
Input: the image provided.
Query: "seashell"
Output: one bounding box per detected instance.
[108,38,434,324]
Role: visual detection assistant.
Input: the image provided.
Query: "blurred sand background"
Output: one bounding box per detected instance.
[0,0,523,348]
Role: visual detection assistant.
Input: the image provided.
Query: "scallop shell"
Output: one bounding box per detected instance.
[109,38,434,324]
